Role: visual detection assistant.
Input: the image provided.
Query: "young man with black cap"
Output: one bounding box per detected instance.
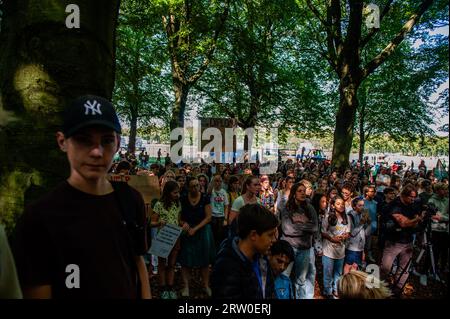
[13,95,151,299]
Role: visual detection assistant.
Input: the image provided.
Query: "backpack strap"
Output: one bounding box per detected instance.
[110,181,144,298]
[111,181,147,251]
[111,181,136,227]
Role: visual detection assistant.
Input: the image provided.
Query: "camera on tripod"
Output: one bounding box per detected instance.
[422,203,438,221]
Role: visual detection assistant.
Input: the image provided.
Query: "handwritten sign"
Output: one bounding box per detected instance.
[149,224,182,258]
[108,174,160,204]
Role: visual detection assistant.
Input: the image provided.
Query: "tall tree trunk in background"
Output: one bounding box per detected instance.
[330,0,363,171]
[128,111,138,154]
[169,79,190,147]
[358,101,365,166]
[163,0,230,150]
[332,81,361,170]
[306,0,434,170]
[0,0,120,234]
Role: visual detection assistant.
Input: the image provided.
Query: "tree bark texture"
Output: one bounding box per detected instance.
[0,0,120,234]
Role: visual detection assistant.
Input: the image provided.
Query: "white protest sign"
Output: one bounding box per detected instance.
[149,224,182,258]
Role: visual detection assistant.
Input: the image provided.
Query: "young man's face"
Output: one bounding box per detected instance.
[366,187,376,200]
[57,126,119,182]
[252,228,278,255]
[401,191,417,205]
[268,253,291,277]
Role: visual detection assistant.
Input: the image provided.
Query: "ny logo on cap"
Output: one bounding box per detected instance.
[84,100,102,116]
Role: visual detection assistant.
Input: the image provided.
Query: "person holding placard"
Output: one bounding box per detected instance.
[152,180,187,299]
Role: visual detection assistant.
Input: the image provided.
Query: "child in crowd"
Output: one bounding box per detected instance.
[268,240,295,299]
[321,197,351,299]
[344,197,371,274]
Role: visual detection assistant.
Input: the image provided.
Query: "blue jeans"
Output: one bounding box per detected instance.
[322,255,344,296]
[293,247,316,299]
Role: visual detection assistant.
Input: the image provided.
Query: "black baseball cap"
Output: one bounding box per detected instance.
[62,95,122,138]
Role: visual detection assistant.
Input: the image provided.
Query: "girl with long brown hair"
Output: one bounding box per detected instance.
[152,180,184,299]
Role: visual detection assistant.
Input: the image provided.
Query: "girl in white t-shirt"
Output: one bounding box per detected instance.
[321,197,351,298]
[228,176,261,237]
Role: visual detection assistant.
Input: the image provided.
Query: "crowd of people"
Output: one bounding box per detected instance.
[2,95,448,300]
[111,154,449,299]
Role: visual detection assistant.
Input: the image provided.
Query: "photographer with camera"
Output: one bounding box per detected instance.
[380,185,424,297]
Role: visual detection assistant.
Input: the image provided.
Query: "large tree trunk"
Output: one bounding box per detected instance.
[331,82,360,170]
[170,79,190,147]
[243,121,257,155]
[128,111,138,154]
[358,113,365,166]
[358,101,365,166]
[0,0,120,234]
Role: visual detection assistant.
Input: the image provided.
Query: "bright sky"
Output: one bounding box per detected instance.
[429,79,448,137]
[419,26,449,137]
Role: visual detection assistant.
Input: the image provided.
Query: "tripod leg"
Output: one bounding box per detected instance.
[417,232,427,262]
[412,248,426,277]
[395,244,415,293]
[392,258,412,293]
[416,249,426,265]
[429,243,437,280]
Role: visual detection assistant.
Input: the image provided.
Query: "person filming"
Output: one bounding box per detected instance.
[380,185,425,297]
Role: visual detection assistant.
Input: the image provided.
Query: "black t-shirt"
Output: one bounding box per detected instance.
[180,193,211,227]
[385,197,419,244]
[13,181,146,298]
